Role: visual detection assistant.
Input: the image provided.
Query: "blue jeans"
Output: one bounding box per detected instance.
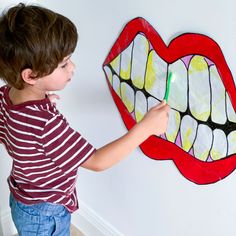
[9,194,71,236]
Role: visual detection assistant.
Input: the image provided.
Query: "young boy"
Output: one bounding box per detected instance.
[0,3,169,236]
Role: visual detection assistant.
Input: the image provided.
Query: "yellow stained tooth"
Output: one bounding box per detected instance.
[183,128,193,151]
[135,111,144,122]
[133,75,144,89]
[189,56,210,122]
[180,115,197,152]
[135,91,147,122]
[145,51,156,91]
[165,110,180,143]
[113,74,121,97]
[210,129,227,160]
[195,111,210,121]
[210,65,226,125]
[120,82,134,113]
[189,56,207,73]
[145,50,167,100]
[110,54,120,75]
[197,151,209,161]
[120,43,133,80]
[120,64,131,80]
[210,149,221,160]
[193,124,212,161]
[168,60,188,113]
[182,128,194,151]
[131,34,149,89]
[227,131,236,156]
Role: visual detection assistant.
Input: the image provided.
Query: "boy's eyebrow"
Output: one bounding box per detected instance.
[61,55,72,63]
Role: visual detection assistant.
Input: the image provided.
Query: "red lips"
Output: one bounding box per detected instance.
[103,17,236,184]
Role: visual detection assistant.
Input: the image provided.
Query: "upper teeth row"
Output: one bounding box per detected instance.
[105,33,236,126]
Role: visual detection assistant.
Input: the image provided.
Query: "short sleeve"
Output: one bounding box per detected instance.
[42,114,96,174]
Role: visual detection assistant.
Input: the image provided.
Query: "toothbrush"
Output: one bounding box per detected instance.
[164,71,173,103]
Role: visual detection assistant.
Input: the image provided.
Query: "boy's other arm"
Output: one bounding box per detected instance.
[47,92,60,105]
[81,101,170,171]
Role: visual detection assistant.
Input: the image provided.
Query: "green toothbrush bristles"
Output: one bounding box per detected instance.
[164,72,173,102]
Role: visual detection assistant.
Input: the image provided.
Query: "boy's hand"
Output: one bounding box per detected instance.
[47,93,60,106]
[139,100,170,137]
[81,100,169,171]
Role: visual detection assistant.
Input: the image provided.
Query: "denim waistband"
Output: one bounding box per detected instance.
[10,193,68,217]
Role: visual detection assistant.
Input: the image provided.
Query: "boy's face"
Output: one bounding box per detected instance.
[35,55,75,91]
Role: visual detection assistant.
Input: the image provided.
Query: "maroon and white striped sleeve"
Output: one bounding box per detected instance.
[42,114,96,174]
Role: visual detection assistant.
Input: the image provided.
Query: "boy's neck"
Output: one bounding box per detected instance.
[9,86,46,105]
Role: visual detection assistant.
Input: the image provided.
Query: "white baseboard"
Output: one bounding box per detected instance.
[72,201,124,236]
[0,209,17,236]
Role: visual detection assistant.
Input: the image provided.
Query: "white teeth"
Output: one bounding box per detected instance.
[144,50,167,100]
[112,74,121,97]
[189,56,211,122]
[135,91,147,122]
[226,94,236,123]
[103,66,113,85]
[120,82,135,113]
[131,34,149,89]
[166,109,181,143]
[227,131,236,156]
[147,96,160,111]
[193,124,213,161]
[110,54,120,76]
[210,129,227,160]
[210,65,227,124]
[180,115,198,152]
[168,60,188,112]
[120,43,133,80]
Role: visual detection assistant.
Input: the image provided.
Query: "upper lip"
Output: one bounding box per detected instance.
[103,17,236,184]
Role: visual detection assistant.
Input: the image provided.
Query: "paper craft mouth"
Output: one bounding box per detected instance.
[102,17,236,184]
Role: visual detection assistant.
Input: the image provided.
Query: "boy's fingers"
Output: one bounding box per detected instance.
[47,93,60,105]
[48,93,60,100]
[50,94,60,99]
[162,100,167,105]
[152,100,168,110]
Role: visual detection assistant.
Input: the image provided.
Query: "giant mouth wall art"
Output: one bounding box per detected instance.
[102,17,236,185]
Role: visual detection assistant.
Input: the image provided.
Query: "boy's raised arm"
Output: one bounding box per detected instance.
[81,101,170,171]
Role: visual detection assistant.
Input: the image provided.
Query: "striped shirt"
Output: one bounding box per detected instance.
[0,85,95,213]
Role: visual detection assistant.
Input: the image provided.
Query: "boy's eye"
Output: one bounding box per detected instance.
[61,63,68,68]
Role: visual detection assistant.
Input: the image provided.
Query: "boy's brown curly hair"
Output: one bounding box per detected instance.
[0,3,78,89]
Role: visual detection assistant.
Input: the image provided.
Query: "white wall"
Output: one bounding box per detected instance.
[1,0,236,235]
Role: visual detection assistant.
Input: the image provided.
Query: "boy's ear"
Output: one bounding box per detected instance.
[21,68,37,85]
